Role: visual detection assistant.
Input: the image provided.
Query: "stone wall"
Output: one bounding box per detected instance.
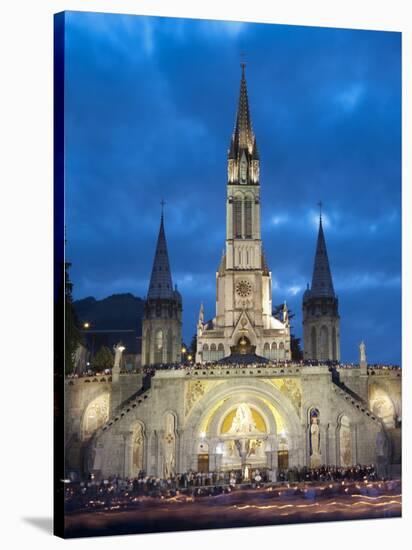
[64,372,142,474]
[70,365,397,479]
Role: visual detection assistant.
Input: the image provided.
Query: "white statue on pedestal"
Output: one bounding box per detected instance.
[310,413,321,467]
[311,417,320,454]
[359,341,367,363]
[113,342,125,369]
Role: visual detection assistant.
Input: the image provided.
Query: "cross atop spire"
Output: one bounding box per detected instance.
[147,211,174,300]
[240,52,246,71]
[318,200,323,221]
[310,213,335,298]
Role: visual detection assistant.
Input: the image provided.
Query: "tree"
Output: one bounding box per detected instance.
[91,346,114,372]
[189,334,197,361]
[290,335,303,361]
[65,262,83,374]
[272,303,303,361]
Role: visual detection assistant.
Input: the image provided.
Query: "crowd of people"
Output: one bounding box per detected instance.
[64,463,383,512]
[66,367,140,379]
[367,364,401,371]
[277,464,377,482]
[66,360,400,380]
[143,360,400,374]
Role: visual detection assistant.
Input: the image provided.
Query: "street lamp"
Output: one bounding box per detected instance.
[82,321,95,360]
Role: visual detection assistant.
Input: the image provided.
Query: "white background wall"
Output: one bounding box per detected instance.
[0,0,410,549]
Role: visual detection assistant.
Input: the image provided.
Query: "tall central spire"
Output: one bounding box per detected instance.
[229,64,259,161]
[310,216,335,297]
[235,63,254,151]
[147,211,173,299]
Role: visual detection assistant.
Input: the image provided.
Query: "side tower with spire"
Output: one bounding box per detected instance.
[141,209,182,366]
[302,210,340,362]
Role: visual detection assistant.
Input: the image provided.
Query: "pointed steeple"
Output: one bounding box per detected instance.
[147,211,174,299]
[283,301,289,326]
[310,216,335,298]
[229,64,258,159]
[198,302,204,324]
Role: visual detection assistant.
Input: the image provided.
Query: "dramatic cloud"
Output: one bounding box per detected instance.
[64,12,401,364]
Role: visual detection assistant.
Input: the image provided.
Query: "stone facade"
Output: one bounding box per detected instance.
[63,66,401,482]
[64,365,401,478]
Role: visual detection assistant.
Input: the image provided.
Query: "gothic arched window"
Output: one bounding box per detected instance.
[245,199,252,238]
[166,329,173,363]
[332,326,337,360]
[234,198,242,238]
[145,330,151,365]
[202,343,210,362]
[218,343,225,360]
[311,327,317,359]
[320,325,329,361]
[271,341,277,361]
[154,329,163,363]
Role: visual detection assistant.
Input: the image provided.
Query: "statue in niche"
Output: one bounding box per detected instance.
[310,410,321,466]
[376,431,389,458]
[340,428,352,466]
[132,425,144,474]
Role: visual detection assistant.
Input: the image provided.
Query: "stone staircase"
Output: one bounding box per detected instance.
[331,384,381,424]
[97,387,152,436]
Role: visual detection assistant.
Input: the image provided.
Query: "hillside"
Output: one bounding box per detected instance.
[73,293,144,354]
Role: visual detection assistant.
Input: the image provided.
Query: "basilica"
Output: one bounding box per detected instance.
[64,66,401,481]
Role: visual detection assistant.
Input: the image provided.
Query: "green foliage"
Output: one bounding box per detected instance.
[65,262,83,374]
[189,334,197,358]
[290,336,303,361]
[91,346,114,371]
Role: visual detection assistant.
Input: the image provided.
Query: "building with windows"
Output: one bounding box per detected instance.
[64,66,401,482]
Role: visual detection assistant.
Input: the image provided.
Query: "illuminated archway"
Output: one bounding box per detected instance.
[81,393,110,440]
[182,379,302,472]
[369,385,396,428]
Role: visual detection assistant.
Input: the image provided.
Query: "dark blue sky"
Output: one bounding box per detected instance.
[64,11,401,364]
